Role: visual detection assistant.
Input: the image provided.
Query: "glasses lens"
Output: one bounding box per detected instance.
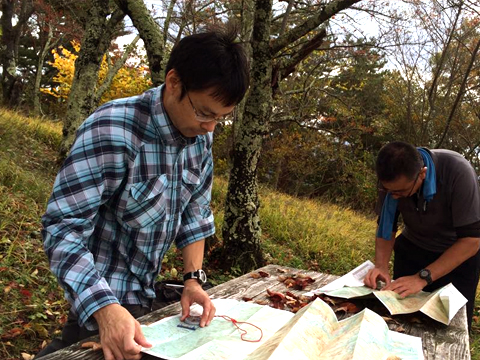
[195,115,212,122]
[196,113,235,123]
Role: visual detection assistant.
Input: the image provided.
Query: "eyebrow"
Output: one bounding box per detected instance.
[199,104,234,118]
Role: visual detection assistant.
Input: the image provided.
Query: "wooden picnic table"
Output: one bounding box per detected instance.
[38,264,470,360]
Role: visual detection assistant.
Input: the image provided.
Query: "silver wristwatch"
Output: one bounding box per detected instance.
[183,269,207,285]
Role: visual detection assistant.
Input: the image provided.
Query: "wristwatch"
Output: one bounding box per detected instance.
[418,268,433,285]
[183,269,207,285]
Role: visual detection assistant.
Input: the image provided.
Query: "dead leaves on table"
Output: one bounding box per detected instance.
[277,273,315,290]
[250,271,270,279]
[242,268,427,329]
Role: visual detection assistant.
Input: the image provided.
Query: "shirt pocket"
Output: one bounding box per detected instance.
[122,174,169,228]
[181,167,201,210]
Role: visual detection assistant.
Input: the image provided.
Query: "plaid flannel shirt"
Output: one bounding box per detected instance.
[42,85,215,330]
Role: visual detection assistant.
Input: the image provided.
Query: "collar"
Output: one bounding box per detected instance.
[151,85,196,146]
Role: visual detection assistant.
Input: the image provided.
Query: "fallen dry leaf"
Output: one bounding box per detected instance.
[266,289,286,301]
[258,271,270,278]
[1,327,23,340]
[255,299,269,306]
[334,302,361,314]
[21,353,34,360]
[250,273,262,279]
[285,291,299,300]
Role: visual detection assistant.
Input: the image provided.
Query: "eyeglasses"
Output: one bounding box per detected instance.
[185,90,235,123]
[379,171,421,197]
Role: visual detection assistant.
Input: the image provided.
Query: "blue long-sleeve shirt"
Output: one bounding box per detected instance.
[42,85,215,330]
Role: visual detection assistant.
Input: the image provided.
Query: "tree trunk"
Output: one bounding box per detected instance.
[94,34,141,104]
[221,0,272,272]
[0,0,34,108]
[221,0,362,273]
[60,1,125,158]
[114,0,165,86]
[33,24,58,116]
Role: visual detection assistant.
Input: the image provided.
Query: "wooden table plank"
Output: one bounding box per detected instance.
[37,264,470,360]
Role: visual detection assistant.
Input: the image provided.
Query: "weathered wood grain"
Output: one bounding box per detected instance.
[37,264,470,360]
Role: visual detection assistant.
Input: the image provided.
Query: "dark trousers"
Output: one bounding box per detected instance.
[393,234,480,330]
[35,304,150,359]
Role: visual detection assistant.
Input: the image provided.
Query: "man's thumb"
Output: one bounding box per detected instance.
[135,321,152,348]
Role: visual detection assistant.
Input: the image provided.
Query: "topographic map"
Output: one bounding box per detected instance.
[306,261,467,325]
[141,298,423,360]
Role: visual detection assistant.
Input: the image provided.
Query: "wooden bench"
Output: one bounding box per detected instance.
[38,264,470,360]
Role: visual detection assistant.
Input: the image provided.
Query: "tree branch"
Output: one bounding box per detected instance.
[436,37,480,148]
[270,0,361,56]
[278,26,327,81]
[114,0,165,86]
[94,34,141,103]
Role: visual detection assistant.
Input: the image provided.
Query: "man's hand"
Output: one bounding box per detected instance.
[383,275,427,297]
[93,304,152,360]
[180,280,215,327]
[364,267,391,289]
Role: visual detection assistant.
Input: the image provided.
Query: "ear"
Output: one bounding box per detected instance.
[419,166,428,180]
[165,69,182,93]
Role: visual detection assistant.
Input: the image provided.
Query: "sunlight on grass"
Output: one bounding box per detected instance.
[0,108,61,205]
[211,177,376,275]
[0,108,62,148]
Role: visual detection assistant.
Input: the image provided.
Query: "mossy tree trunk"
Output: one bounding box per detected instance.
[0,0,34,108]
[60,1,125,158]
[114,0,166,86]
[222,0,362,273]
[221,0,271,273]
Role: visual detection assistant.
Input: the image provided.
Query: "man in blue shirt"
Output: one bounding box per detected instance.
[37,24,249,359]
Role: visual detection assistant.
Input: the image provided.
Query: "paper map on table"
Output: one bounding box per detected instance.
[141,299,294,360]
[141,298,423,360]
[305,260,467,325]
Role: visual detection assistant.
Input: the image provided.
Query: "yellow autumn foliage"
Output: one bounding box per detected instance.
[41,40,152,104]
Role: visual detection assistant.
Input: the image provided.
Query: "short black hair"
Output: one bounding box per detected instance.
[376,141,423,182]
[165,22,249,107]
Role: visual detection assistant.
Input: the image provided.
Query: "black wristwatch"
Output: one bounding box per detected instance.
[183,269,207,285]
[418,268,433,285]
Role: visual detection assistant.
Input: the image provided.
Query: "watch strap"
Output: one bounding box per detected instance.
[183,269,207,284]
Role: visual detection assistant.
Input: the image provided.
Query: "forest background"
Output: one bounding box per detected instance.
[0,0,480,359]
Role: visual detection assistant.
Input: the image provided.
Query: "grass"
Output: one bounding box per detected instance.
[0,107,479,359]
[0,110,67,360]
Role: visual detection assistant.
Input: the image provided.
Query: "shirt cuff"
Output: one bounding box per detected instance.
[176,207,215,249]
[74,277,120,331]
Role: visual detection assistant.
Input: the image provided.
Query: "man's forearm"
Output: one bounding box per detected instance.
[425,237,480,282]
[181,240,205,273]
[374,233,396,270]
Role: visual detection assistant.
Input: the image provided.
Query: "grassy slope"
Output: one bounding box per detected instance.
[0,108,478,359]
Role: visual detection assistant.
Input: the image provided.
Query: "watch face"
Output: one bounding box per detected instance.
[419,270,428,278]
[197,269,207,284]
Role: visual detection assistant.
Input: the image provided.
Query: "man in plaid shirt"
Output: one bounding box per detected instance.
[38,24,249,360]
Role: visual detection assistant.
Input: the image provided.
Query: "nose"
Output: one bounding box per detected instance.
[200,121,217,133]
